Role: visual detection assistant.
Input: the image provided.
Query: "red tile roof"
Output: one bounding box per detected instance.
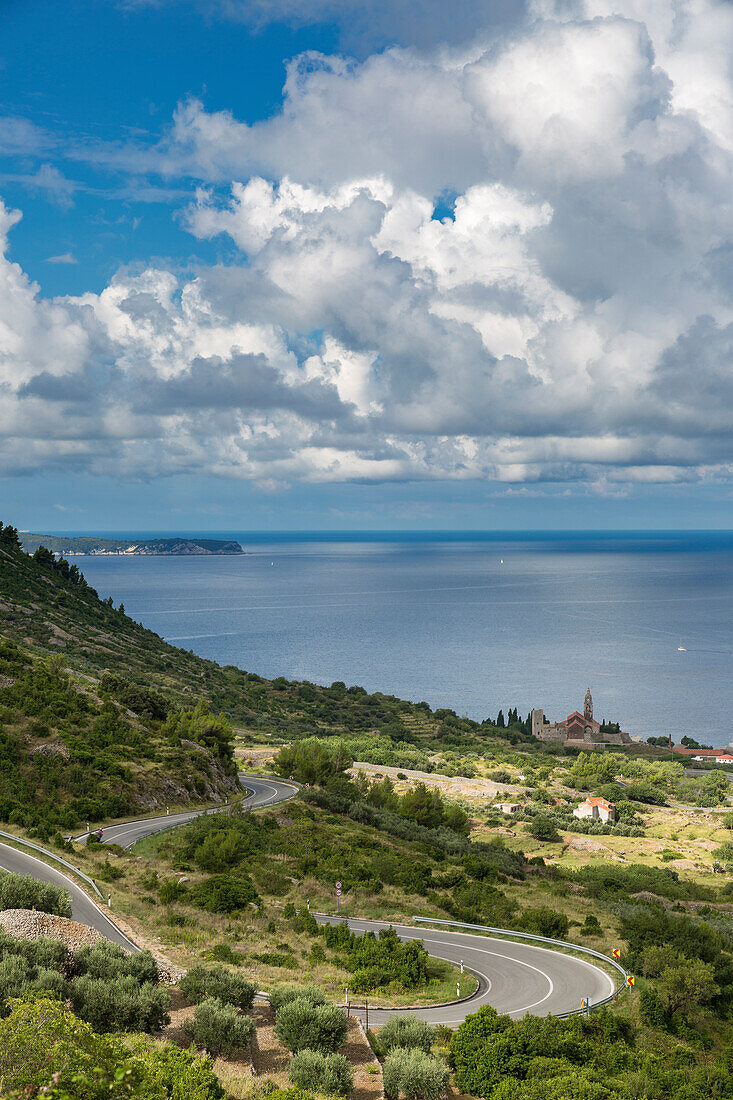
[672,746,718,755]
[565,711,600,728]
[582,797,615,809]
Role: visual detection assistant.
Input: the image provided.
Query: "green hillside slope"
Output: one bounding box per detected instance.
[0,521,524,750]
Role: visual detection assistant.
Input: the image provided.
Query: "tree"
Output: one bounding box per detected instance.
[0,871,71,917]
[274,739,353,786]
[289,1049,353,1096]
[162,700,235,767]
[73,943,159,985]
[701,772,730,806]
[183,997,255,1057]
[0,992,144,1099]
[654,954,719,1021]
[269,983,327,1015]
[615,800,638,821]
[527,815,561,842]
[179,965,256,1011]
[69,975,171,1033]
[383,1048,450,1100]
[378,1015,435,1054]
[275,998,348,1054]
[496,711,505,728]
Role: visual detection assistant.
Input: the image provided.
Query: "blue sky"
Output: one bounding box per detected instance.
[2,0,733,532]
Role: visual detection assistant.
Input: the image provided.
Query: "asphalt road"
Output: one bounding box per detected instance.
[74,774,300,849]
[315,915,616,1025]
[0,774,297,951]
[0,774,617,1024]
[0,839,138,951]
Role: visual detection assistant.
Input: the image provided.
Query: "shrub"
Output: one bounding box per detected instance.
[73,942,159,984]
[128,1037,226,1099]
[205,943,243,964]
[321,926,430,992]
[519,906,569,939]
[159,879,186,904]
[639,987,668,1028]
[12,936,71,976]
[275,998,348,1054]
[180,965,256,1010]
[31,968,66,998]
[247,1087,314,1100]
[527,815,561,842]
[378,1016,435,1054]
[0,872,71,917]
[0,992,132,1097]
[383,1048,449,1100]
[580,914,602,936]
[253,951,298,969]
[183,996,255,1057]
[189,873,259,913]
[69,974,171,1032]
[289,1049,354,1096]
[269,982,327,1014]
[0,956,32,1004]
[0,992,225,1099]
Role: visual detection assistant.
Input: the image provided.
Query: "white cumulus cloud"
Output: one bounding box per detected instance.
[4,0,733,490]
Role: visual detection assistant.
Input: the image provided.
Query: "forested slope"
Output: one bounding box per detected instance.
[0,521,524,746]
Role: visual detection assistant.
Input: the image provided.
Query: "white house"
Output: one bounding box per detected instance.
[573,796,616,823]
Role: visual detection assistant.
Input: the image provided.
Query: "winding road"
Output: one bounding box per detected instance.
[73,775,300,849]
[0,773,618,1022]
[315,915,615,1025]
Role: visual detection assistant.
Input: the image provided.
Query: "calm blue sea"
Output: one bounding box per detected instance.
[68,531,733,746]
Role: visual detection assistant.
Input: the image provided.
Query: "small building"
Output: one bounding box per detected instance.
[499,802,521,814]
[694,753,733,764]
[573,796,616,823]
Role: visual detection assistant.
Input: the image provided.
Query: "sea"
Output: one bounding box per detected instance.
[67,531,733,747]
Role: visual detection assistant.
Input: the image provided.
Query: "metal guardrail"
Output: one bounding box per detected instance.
[413,916,628,1017]
[0,829,103,898]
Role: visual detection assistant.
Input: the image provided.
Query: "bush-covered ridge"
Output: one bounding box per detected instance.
[0,637,238,833]
[0,522,534,746]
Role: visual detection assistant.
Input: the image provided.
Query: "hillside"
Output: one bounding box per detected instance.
[19,533,244,555]
[0,521,525,751]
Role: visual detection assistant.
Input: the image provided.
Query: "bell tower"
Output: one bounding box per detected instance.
[584,687,593,721]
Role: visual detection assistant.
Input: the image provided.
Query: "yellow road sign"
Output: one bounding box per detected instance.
[626,975,635,987]
[612,948,621,959]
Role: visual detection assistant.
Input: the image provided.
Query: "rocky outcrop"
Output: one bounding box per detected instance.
[29,741,71,760]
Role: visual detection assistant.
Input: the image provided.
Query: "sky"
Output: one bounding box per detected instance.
[2,0,733,532]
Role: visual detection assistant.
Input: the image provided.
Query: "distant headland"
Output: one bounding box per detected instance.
[19,533,244,556]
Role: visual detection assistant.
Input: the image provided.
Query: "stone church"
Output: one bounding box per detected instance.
[531,689,631,747]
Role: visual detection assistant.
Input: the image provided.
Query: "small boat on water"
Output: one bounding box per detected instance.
[677,645,686,652]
